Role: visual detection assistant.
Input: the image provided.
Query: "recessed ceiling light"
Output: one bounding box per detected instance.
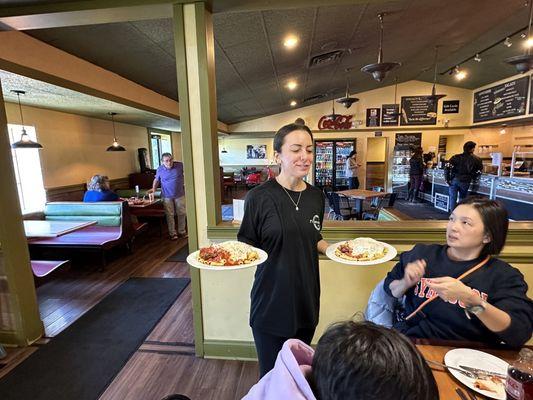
[286,81,297,90]
[283,36,299,49]
[290,100,297,107]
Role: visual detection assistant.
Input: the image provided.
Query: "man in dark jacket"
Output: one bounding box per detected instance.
[446,141,483,211]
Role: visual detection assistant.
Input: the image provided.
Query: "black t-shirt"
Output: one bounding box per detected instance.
[237,179,325,337]
[384,244,533,347]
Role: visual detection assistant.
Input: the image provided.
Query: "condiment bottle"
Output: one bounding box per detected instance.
[506,348,533,400]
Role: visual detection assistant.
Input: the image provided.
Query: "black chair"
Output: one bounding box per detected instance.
[362,195,387,220]
[370,186,384,208]
[328,192,357,220]
[385,192,398,208]
[323,189,335,219]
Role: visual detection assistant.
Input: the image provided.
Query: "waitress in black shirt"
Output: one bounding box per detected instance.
[238,123,329,377]
[384,196,533,347]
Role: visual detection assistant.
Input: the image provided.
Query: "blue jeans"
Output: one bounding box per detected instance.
[448,178,470,211]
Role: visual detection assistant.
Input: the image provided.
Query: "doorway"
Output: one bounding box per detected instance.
[365,137,388,190]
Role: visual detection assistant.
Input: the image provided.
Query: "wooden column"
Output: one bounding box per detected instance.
[173,1,221,357]
[0,78,43,345]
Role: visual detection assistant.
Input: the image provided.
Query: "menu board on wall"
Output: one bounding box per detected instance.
[400,96,437,125]
[394,132,422,150]
[473,76,529,122]
[366,108,380,127]
[381,104,400,126]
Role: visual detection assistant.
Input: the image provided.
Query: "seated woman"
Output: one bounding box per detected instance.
[83,175,120,202]
[385,196,533,347]
[243,320,438,400]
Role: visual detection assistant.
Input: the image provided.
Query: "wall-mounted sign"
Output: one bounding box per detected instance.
[366,108,380,127]
[381,104,400,126]
[442,100,460,114]
[530,78,533,115]
[434,193,449,212]
[473,76,529,122]
[400,96,437,125]
[318,114,353,130]
[374,131,383,137]
[394,132,422,150]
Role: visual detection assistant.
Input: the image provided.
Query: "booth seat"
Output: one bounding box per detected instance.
[28,202,144,266]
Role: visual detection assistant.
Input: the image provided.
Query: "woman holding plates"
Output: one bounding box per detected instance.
[385,196,533,347]
[238,123,329,377]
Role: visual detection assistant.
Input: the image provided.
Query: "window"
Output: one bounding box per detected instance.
[150,131,173,169]
[8,124,46,214]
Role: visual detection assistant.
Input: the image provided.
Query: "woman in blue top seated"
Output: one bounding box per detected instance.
[83,175,120,202]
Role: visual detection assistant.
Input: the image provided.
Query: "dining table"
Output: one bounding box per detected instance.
[336,189,389,219]
[417,342,515,399]
[23,220,97,238]
[127,198,161,208]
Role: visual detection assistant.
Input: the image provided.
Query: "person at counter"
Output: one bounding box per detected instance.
[446,141,483,211]
[384,196,533,347]
[345,149,360,189]
[83,175,120,202]
[238,123,329,378]
[407,146,424,203]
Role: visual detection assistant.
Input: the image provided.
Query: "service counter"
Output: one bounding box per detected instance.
[424,170,533,220]
[197,220,533,359]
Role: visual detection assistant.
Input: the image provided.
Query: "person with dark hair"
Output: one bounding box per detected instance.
[345,149,360,189]
[446,140,483,211]
[242,320,439,400]
[407,146,424,202]
[384,196,533,347]
[83,175,120,202]
[294,117,305,125]
[238,123,329,377]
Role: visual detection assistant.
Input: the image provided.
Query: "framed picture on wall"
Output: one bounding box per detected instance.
[247,144,267,159]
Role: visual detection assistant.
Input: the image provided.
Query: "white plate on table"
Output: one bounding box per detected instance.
[325,240,397,266]
[444,348,508,400]
[186,246,268,271]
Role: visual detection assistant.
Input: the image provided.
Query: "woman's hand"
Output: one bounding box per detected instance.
[389,259,426,298]
[427,277,476,304]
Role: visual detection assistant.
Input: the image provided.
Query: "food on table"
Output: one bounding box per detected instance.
[474,376,505,397]
[197,241,259,266]
[335,237,388,262]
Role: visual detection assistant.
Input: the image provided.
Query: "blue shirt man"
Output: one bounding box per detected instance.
[149,153,187,240]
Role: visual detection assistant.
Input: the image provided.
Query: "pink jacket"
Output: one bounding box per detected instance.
[242,339,316,400]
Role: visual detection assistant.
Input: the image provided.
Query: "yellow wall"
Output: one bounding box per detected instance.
[5,102,150,187]
[366,137,387,162]
[219,137,275,166]
[229,80,472,132]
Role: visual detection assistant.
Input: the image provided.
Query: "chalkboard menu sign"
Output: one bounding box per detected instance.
[400,96,437,126]
[366,108,380,127]
[442,100,460,114]
[381,104,400,126]
[395,132,422,150]
[473,76,529,122]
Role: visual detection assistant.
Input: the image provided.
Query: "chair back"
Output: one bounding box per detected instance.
[327,192,342,215]
[387,192,398,208]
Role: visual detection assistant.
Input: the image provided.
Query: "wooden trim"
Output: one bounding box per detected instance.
[203,340,257,361]
[173,3,203,358]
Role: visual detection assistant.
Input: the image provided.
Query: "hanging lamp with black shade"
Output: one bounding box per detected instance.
[336,76,359,109]
[428,46,447,106]
[10,90,43,149]
[106,112,126,151]
[505,0,533,73]
[361,13,401,82]
[326,99,341,120]
[389,76,402,118]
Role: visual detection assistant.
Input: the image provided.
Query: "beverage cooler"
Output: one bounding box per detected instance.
[314,140,356,191]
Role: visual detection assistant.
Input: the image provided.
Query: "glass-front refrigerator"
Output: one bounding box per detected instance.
[314,139,356,191]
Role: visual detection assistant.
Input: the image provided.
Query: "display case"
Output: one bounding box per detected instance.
[391,148,411,192]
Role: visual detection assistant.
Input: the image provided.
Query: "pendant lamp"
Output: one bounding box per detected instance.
[428,46,447,105]
[361,13,401,82]
[389,77,402,118]
[325,99,341,120]
[505,0,533,73]
[106,112,126,151]
[336,77,359,109]
[10,90,43,149]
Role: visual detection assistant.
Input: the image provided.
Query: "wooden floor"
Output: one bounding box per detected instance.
[0,231,259,400]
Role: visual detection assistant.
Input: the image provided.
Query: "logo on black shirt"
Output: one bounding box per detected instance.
[310,215,321,231]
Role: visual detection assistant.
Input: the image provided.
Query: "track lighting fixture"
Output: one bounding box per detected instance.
[474,53,482,62]
[505,0,533,73]
[504,37,513,47]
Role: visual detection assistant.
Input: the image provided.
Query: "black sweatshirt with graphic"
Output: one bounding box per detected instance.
[384,244,533,347]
